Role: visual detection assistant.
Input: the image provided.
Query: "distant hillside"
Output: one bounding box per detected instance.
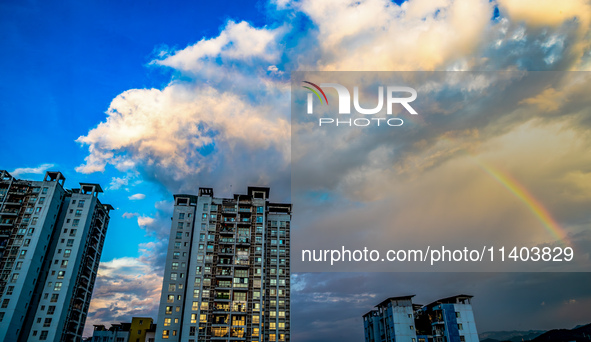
[479,330,546,341]
[532,323,591,342]
[480,323,591,342]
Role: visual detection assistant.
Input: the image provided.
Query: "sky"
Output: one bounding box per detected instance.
[1,0,591,340]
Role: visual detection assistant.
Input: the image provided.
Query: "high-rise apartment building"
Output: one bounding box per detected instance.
[363,295,479,342]
[155,187,291,342]
[0,170,112,341]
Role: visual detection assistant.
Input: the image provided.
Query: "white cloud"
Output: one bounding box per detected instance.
[85,241,166,336]
[11,163,55,177]
[121,212,139,219]
[108,176,128,190]
[128,193,146,200]
[297,0,493,71]
[156,21,284,73]
[137,216,155,227]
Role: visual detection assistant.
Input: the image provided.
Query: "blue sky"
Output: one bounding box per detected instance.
[2,0,591,339]
[0,0,268,260]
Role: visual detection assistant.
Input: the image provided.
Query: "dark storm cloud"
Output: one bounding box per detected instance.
[291,272,591,342]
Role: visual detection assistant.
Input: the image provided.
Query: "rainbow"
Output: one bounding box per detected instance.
[302,81,328,105]
[473,158,568,244]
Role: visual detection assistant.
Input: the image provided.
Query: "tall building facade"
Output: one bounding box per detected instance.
[363,295,479,342]
[0,170,112,341]
[155,187,291,342]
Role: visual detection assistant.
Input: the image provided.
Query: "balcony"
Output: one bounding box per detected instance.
[0,209,18,216]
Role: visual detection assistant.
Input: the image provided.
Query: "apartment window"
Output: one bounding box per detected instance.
[24,239,30,246]
[167,295,174,303]
[191,314,197,324]
[1,299,9,308]
[162,330,169,339]
[171,262,178,270]
[460,337,465,342]
[69,229,77,236]
[43,318,52,327]
[78,200,85,208]
[72,219,79,227]
[179,213,185,220]
[11,273,18,283]
[57,271,65,279]
[458,324,463,330]
[64,249,71,258]
[200,302,208,310]
[54,282,62,291]
[175,232,182,239]
[47,306,55,315]
[170,273,177,281]
[27,228,35,236]
[66,239,74,247]
[168,284,176,292]
[75,210,82,217]
[456,312,461,318]
[35,207,41,213]
[19,250,27,259]
[410,325,414,330]
[39,197,45,204]
[173,252,180,259]
[6,286,14,295]
[50,294,58,302]
[31,217,38,225]
[61,260,68,268]
[164,318,171,326]
[165,306,173,314]
[39,331,48,340]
